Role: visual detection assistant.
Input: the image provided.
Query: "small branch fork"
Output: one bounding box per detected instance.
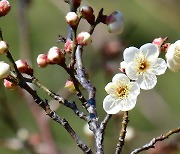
[130,127,180,154]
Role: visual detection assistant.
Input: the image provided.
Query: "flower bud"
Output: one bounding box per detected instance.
[0,61,10,79]
[166,40,180,72]
[3,79,17,90]
[64,40,73,53]
[0,0,11,17]
[0,40,8,54]
[15,59,33,75]
[120,61,127,73]
[80,6,95,24]
[76,32,91,46]
[64,79,75,92]
[152,37,163,48]
[65,12,79,28]
[37,54,49,68]
[47,46,65,64]
[72,0,81,8]
[106,11,124,35]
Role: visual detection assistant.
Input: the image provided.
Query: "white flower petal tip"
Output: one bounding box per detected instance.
[103,73,140,114]
[166,40,180,72]
[123,43,167,90]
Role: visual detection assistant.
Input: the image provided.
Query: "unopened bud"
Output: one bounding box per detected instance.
[0,61,10,79]
[37,54,49,68]
[152,37,164,48]
[72,0,81,8]
[3,79,17,90]
[0,40,8,54]
[80,6,95,24]
[120,61,127,73]
[15,59,33,75]
[106,11,124,35]
[76,32,91,46]
[0,0,11,17]
[64,40,73,53]
[65,12,79,28]
[64,79,75,92]
[47,46,65,64]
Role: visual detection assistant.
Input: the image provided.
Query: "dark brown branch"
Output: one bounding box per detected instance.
[130,127,180,154]
[115,111,129,154]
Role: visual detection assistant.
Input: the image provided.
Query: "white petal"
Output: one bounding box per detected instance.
[112,73,129,83]
[167,58,180,72]
[137,73,157,90]
[123,47,139,63]
[103,95,121,114]
[140,43,159,59]
[126,62,139,80]
[118,97,137,111]
[105,82,117,96]
[129,82,140,97]
[152,58,167,75]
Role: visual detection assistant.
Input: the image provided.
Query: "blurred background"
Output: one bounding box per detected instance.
[0,0,180,153]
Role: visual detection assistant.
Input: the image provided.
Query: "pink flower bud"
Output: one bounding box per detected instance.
[80,6,94,24]
[15,59,33,75]
[37,54,49,68]
[106,11,124,35]
[3,79,17,90]
[0,61,10,79]
[152,37,163,48]
[76,32,91,46]
[47,46,65,64]
[64,79,75,92]
[64,40,73,53]
[0,40,8,54]
[0,0,11,17]
[65,12,79,28]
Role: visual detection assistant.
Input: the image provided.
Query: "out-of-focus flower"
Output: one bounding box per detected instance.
[125,126,135,141]
[5,138,23,150]
[0,61,10,79]
[76,32,91,46]
[65,12,79,28]
[83,123,93,137]
[106,11,124,35]
[124,43,167,90]
[103,73,140,114]
[37,54,49,68]
[0,40,8,54]
[15,59,34,75]
[166,40,180,72]
[17,128,30,141]
[0,0,11,17]
[3,79,17,90]
[47,46,65,64]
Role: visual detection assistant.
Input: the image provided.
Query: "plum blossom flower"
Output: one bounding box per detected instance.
[123,43,167,90]
[165,40,180,72]
[103,73,140,114]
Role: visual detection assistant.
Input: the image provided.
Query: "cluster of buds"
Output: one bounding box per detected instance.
[37,46,65,68]
[0,0,11,17]
[15,59,34,76]
[80,5,95,24]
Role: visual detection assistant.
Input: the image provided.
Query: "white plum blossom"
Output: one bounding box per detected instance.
[103,73,140,114]
[123,43,167,90]
[165,40,180,72]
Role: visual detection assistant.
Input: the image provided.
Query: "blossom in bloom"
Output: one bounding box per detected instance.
[103,73,140,114]
[0,61,10,79]
[123,43,167,90]
[0,0,11,17]
[0,40,8,54]
[76,32,91,46]
[106,11,124,35]
[47,46,65,64]
[65,12,79,28]
[165,40,180,72]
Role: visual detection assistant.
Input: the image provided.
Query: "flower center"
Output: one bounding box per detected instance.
[174,46,180,62]
[116,86,129,99]
[137,58,149,73]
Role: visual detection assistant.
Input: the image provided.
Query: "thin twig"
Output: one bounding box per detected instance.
[115,111,129,154]
[130,127,180,154]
